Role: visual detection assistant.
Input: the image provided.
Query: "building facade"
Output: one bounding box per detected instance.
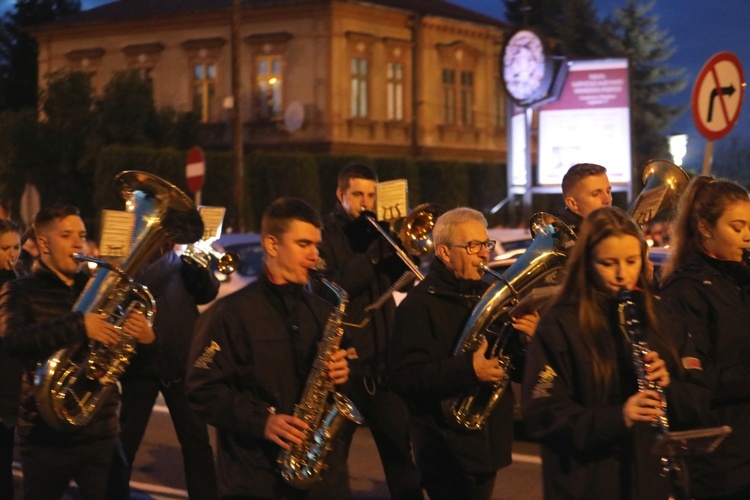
[32,0,512,162]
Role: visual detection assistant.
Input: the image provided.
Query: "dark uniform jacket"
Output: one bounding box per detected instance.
[0,264,119,446]
[389,259,515,475]
[521,292,710,500]
[317,204,408,381]
[127,250,219,381]
[0,269,23,423]
[556,207,583,235]
[186,272,334,498]
[660,250,750,497]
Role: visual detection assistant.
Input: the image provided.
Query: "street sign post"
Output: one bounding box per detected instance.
[186,146,206,205]
[691,52,745,174]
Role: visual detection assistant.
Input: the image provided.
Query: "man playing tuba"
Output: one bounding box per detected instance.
[0,203,154,500]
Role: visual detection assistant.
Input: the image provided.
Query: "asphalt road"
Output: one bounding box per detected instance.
[13,398,543,500]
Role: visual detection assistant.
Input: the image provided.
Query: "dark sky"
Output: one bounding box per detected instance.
[3,0,748,171]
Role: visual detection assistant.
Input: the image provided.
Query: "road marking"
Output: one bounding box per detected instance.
[512,452,542,465]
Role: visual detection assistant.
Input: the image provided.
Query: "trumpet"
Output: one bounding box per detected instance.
[181,239,238,275]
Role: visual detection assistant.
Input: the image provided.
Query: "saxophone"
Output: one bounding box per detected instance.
[616,288,672,475]
[278,272,363,489]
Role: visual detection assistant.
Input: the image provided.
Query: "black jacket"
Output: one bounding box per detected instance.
[0,269,23,421]
[389,259,515,475]
[556,207,583,235]
[0,264,119,445]
[521,293,710,500]
[660,251,750,497]
[126,250,219,380]
[186,273,334,497]
[316,204,409,381]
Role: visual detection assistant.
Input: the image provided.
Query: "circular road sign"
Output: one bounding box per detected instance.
[692,52,745,140]
[186,146,206,194]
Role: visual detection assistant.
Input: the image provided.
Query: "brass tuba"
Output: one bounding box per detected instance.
[628,159,690,226]
[443,213,576,430]
[34,171,203,431]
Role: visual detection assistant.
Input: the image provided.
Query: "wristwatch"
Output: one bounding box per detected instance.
[502,29,553,106]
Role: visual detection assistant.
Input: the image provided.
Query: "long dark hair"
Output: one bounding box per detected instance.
[662,176,750,280]
[557,206,674,396]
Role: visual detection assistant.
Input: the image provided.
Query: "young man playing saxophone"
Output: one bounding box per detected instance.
[186,197,351,499]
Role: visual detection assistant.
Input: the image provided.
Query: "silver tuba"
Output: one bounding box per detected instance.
[278,272,363,488]
[443,213,576,430]
[34,171,203,431]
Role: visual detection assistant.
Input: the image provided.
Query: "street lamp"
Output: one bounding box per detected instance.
[668,134,688,167]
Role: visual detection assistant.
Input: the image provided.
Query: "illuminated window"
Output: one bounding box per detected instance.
[192,63,216,123]
[442,68,456,125]
[351,57,369,118]
[460,70,474,126]
[256,54,283,119]
[387,62,404,121]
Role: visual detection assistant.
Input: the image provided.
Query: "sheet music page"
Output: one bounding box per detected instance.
[197,206,226,240]
[99,210,135,258]
[376,179,408,222]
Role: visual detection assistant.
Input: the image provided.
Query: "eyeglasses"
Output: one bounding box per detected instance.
[447,240,496,255]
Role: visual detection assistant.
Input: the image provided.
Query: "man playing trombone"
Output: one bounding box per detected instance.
[315,163,423,499]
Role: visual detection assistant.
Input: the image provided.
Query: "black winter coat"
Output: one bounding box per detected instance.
[521,293,710,500]
[0,269,23,421]
[126,250,219,380]
[186,273,333,498]
[389,259,515,475]
[660,251,750,497]
[0,264,119,445]
[316,204,408,380]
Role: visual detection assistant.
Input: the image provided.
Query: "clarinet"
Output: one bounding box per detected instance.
[616,288,672,475]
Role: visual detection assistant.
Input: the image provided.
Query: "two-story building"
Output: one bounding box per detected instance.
[31,0,512,162]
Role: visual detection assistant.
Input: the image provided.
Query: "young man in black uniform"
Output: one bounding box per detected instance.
[557,163,612,233]
[316,163,422,499]
[186,197,351,499]
[0,203,154,499]
[389,207,533,500]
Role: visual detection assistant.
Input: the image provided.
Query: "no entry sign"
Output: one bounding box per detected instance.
[186,146,206,194]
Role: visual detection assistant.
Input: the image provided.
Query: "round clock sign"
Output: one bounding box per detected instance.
[502,29,553,106]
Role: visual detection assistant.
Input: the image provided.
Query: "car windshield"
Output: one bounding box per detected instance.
[226,242,265,277]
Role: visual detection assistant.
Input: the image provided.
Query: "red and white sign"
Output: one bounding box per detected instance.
[186,146,206,194]
[692,52,745,140]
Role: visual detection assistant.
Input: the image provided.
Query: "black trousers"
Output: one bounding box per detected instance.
[0,423,14,500]
[338,376,423,500]
[107,375,217,500]
[20,436,116,500]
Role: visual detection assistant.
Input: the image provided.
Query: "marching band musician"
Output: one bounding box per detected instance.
[186,197,351,500]
[659,176,750,499]
[389,207,536,500]
[521,206,710,499]
[315,163,422,499]
[557,163,613,233]
[107,241,219,499]
[0,203,155,500]
[0,219,22,499]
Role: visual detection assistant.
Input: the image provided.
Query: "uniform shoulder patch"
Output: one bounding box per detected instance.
[681,356,703,371]
[193,341,222,369]
[531,364,557,399]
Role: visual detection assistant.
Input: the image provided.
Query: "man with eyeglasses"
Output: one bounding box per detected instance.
[389,207,533,500]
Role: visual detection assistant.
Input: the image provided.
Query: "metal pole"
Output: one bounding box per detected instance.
[231,0,245,231]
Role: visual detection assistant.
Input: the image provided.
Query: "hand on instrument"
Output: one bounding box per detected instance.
[83,312,120,346]
[512,310,540,341]
[473,338,506,384]
[643,350,670,388]
[122,309,155,345]
[265,413,310,450]
[326,348,350,385]
[623,390,664,428]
